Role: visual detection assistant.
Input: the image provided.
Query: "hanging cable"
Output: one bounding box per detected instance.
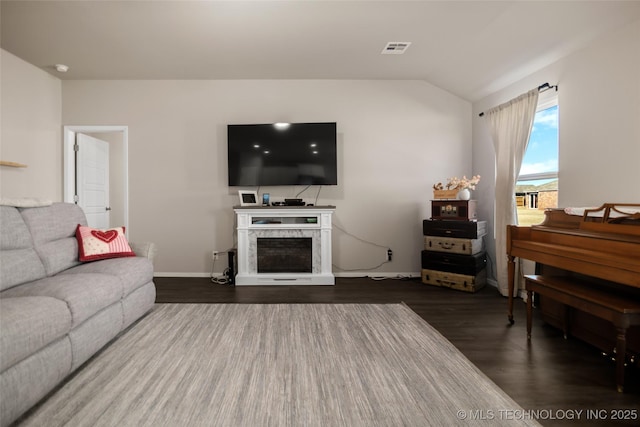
[331,222,391,271]
[332,223,389,249]
[210,256,229,285]
[295,185,311,198]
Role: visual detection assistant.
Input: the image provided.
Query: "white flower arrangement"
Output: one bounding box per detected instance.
[449,175,481,190]
[442,175,481,191]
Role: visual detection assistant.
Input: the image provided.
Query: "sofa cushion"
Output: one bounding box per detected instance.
[0,296,72,372]
[76,225,136,262]
[61,257,154,297]
[0,336,72,427]
[0,207,47,291]
[0,274,123,328]
[68,303,124,371]
[20,203,86,276]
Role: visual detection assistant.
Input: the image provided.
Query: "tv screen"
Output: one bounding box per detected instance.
[227,122,337,186]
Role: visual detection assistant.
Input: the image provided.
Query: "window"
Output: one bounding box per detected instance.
[516,92,558,225]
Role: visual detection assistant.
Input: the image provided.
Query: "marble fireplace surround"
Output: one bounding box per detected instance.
[234,206,335,285]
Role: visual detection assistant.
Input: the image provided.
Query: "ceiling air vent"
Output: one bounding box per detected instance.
[381,42,412,55]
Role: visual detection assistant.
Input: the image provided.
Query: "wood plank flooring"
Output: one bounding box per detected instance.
[155,277,640,427]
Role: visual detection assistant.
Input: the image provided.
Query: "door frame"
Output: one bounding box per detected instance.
[63,125,129,232]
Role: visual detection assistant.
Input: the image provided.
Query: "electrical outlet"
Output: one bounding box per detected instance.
[212,251,219,260]
[387,249,393,261]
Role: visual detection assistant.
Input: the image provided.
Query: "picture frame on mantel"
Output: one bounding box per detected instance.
[238,190,259,206]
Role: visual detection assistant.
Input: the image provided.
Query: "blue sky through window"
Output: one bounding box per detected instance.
[520,105,558,180]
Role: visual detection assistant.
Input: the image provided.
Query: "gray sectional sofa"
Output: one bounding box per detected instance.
[0,202,156,426]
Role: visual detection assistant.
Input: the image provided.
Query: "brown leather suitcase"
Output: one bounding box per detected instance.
[421,269,487,293]
[424,235,484,255]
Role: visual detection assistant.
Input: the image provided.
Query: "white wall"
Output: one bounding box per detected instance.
[62,80,471,275]
[5,12,637,281]
[472,18,640,287]
[0,49,62,200]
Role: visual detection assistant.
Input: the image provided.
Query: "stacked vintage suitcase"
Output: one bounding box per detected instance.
[421,198,487,292]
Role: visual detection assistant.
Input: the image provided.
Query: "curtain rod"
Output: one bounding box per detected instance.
[478,82,557,117]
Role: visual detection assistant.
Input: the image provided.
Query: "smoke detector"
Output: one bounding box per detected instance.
[381,42,412,55]
[55,64,69,73]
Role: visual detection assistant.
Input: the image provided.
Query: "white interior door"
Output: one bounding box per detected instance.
[77,133,110,228]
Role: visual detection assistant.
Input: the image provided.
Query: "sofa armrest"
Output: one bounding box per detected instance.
[129,242,157,263]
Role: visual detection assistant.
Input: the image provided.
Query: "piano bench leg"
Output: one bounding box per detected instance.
[526,289,533,340]
[615,327,627,393]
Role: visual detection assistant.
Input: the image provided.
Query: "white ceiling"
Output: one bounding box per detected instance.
[2,1,639,102]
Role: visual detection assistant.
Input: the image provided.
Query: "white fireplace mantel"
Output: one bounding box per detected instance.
[234,206,335,285]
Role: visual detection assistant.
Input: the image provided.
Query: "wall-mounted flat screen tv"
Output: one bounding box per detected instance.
[227,122,337,186]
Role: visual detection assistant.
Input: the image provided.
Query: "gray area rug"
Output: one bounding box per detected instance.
[19,304,539,426]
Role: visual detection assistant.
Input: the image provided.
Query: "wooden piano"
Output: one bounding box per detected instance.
[506,203,640,391]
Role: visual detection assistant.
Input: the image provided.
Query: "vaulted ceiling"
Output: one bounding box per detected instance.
[2,1,639,102]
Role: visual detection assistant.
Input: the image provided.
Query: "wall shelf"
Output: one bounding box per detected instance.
[0,161,27,168]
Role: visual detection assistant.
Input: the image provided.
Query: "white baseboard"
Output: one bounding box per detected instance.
[154,272,211,278]
[334,272,420,279]
[154,272,421,279]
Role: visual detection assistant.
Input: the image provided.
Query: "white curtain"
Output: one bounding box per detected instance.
[486,89,539,297]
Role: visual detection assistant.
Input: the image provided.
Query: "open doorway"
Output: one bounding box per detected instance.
[63,125,129,233]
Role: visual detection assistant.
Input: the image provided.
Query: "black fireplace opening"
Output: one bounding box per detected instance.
[257,237,312,273]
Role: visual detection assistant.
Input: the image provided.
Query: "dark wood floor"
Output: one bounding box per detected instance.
[155,277,640,427]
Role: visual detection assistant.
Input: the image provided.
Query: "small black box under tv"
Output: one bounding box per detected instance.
[284,199,305,206]
[227,249,236,286]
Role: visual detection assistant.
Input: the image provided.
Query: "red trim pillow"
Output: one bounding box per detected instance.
[76,225,136,262]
